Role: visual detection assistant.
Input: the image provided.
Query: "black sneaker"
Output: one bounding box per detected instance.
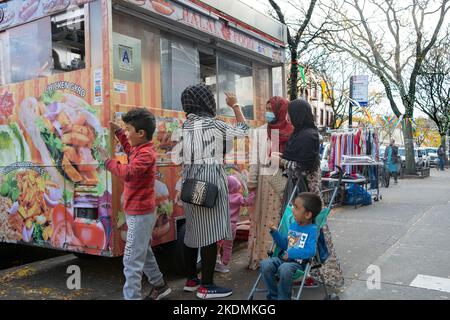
[145,281,172,300]
[196,284,232,299]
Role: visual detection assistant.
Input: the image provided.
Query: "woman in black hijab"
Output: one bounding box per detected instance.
[277,99,345,289]
[282,99,320,172]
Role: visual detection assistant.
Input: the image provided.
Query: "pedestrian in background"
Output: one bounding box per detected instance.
[384,139,400,184]
[437,144,445,171]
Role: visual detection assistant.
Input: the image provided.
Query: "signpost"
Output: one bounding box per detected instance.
[349,75,369,127]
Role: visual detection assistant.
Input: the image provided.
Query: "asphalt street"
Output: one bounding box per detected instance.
[1,169,449,300]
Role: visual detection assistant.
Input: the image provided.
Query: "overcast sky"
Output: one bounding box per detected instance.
[241,0,449,118]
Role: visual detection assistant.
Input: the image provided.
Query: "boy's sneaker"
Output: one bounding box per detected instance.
[145,281,171,300]
[214,262,230,273]
[196,284,233,299]
[293,276,320,288]
[304,277,320,288]
[183,278,201,292]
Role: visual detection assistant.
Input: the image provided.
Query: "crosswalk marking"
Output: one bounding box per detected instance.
[410,274,450,293]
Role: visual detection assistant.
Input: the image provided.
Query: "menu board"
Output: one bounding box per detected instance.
[0,0,96,32]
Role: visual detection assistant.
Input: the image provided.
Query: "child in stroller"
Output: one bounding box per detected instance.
[259,192,322,300]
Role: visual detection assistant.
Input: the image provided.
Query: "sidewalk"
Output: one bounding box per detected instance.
[334,169,450,299]
[1,170,450,300]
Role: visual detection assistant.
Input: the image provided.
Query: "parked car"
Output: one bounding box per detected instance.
[418,147,431,168]
[398,147,429,169]
[424,147,438,167]
[379,145,386,160]
[320,142,330,173]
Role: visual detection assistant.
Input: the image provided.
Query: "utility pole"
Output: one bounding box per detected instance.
[349,75,368,128]
[349,78,353,128]
[348,100,353,128]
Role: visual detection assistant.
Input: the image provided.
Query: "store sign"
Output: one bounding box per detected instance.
[0,0,96,32]
[113,33,142,83]
[124,0,284,63]
[350,75,369,107]
[119,45,133,72]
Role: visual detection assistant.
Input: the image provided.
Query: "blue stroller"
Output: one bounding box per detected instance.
[247,166,343,300]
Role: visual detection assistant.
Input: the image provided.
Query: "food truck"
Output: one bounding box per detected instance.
[0,0,286,271]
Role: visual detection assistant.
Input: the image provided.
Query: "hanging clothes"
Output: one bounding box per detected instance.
[327,128,380,175]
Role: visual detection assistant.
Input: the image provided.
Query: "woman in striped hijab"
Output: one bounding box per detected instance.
[179,83,250,299]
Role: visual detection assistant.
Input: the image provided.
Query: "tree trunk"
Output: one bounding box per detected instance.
[403,119,417,175]
[289,51,298,101]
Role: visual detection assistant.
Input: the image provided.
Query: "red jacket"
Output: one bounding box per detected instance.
[105,129,156,215]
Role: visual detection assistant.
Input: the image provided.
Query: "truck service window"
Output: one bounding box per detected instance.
[3,17,52,84]
[218,53,254,119]
[51,6,86,74]
[199,51,217,101]
[161,37,200,111]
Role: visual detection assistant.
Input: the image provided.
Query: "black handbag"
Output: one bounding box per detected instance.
[180,124,219,208]
[181,178,218,208]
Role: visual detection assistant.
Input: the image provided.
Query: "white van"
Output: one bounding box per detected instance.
[321,143,331,172]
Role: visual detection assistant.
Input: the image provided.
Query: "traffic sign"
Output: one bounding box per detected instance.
[350,75,369,107]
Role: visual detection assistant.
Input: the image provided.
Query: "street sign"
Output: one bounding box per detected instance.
[350,75,369,107]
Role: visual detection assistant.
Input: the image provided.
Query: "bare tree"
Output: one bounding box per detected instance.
[303,50,351,129]
[268,0,319,100]
[323,73,349,129]
[416,32,450,161]
[298,42,384,129]
[317,0,450,174]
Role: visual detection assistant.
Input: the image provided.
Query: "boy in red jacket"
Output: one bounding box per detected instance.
[105,107,171,300]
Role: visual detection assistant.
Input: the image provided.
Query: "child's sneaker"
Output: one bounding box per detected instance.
[304,276,320,288]
[145,281,171,300]
[196,284,233,299]
[293,276,320,288]
[183,278,201,292]
[214,261,230,273]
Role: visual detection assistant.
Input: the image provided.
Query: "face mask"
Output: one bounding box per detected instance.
[265,111,276,123]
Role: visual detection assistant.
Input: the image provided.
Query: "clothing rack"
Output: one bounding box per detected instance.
[325,126,383,205]
[326,125,382,134]
[326,128,359,134]
[328,127,380,174]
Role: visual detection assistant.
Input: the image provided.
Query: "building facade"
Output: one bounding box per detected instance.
[296,66,334,129]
